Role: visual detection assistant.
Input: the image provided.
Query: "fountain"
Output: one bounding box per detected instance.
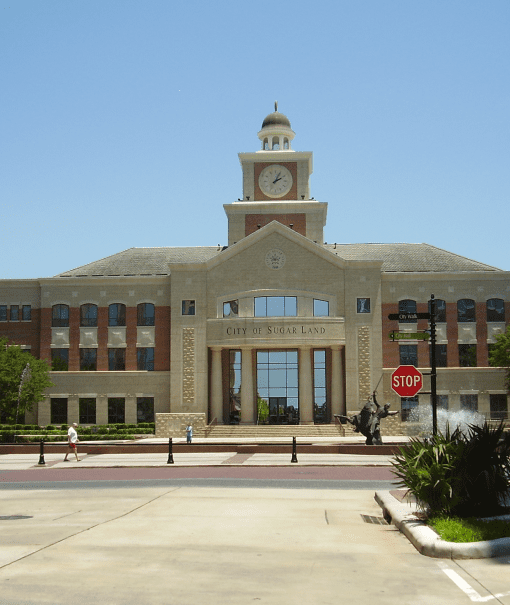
[410,405,486,438]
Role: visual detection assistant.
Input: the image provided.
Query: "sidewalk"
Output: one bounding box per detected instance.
[0,435,409,469]
[0,450,397,470]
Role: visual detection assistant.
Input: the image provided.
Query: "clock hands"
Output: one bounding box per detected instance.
[272,172,282,184]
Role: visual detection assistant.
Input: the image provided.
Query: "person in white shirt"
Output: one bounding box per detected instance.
[64,422,80,461]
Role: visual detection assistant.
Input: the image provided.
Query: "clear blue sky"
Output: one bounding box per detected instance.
[2,0,509,279]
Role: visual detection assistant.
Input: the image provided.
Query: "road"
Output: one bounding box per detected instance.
[0,465,396,490]
[0,466,509,604]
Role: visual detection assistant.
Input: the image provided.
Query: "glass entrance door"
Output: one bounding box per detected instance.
[257,351,299,424]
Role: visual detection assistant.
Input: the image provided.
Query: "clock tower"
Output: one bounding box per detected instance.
[224,104,327,246]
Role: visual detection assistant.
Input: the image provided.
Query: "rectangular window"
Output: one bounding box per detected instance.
[399,300,417,323]
[108,303,126,327]
[487,299,505,323]
[0,305,7,321]
[458,299,476,323]
[400,344,418,367]
[137,397,155,423]
[459,344,477,367]
[254,296,297,317]
[223,300,239,317]
[429,299,446,323]
[313,349,327,423]
[429,344,447,367]
[51,349,69,371]
[108,397,125,424]
[229,350,242,424]
[401,396,419,422]
[108,348,126,371]
[313,299,329,317]
[79,398,96,424]
[80,348,97,371]
[52,304,69,327]
[357,298,371,314]
[80,304,98,327]
[50,398,67,425]
[22,305,31,321]
[137,347,154,371]
[489,394,507,420]
[10,305,19,321]
[137,303,155,326]
[182,300,195,315]
[460,394,478,412]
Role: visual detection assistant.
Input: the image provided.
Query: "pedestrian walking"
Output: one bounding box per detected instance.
[64,422,80,461]
[186,424,193,444]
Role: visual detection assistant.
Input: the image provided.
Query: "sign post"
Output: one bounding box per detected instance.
[429,295,438,436]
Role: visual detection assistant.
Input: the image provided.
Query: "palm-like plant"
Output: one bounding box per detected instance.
[392,422,510,517]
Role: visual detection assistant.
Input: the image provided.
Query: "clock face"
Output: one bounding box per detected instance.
[258,164,293,198]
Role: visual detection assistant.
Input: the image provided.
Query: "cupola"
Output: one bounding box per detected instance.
[257,102,295,151]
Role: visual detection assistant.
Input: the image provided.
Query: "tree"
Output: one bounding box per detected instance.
[0,337,53,423]
[489,324,510,391]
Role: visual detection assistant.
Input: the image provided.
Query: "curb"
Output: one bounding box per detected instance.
[375,490,510,559]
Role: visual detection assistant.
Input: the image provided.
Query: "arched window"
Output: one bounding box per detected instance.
[272,136,280,150]
[137,303,155,326]
[108,303,126,327]
[428,299,446,322]
[263,138,269,150]
[52,304,69,327]
[399,299,416,323]
[457,299,475,323]
[487,298,505,323]
[80,304,97,327]
[283,138,289,150]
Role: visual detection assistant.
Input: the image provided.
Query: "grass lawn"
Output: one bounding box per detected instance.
[428,515,510,543]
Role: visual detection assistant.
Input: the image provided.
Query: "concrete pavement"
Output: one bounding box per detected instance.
[1,483,509,604]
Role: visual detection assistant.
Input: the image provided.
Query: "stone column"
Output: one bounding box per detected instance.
[299,346,314,424]
[331,345,345,417]
[240,347,255,424]
[97,395,108,425]
[125,395,137,424]
[210,346,223,423]
[67,395,79,425]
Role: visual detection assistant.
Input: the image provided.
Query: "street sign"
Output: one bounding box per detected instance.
[391,365,423,397]
[389,331,430,341]
[388,313,431,321]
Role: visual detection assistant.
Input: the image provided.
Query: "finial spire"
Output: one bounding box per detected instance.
[275,101,278,112]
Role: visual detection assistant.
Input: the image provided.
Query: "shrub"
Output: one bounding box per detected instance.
[392,421,510,517]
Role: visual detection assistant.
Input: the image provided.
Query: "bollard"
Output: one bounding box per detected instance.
[38,439,45,466]
[167,437,174,464]
[291,436,298,463]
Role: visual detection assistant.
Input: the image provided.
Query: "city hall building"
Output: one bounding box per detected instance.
[1,106,509,429]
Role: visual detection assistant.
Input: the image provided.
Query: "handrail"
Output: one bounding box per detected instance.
[334,414,346,437]
[204,417,218,438]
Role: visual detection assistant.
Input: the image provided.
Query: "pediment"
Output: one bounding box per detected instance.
[204,221,354,271]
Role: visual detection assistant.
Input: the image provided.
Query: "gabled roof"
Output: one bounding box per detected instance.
[54,240,503,278]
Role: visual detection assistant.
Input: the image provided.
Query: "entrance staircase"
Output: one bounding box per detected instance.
[202,424,345,439]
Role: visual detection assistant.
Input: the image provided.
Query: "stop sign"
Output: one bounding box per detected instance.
[391,365,423,397]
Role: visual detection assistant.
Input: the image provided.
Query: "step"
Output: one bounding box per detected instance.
[203,424,345,438]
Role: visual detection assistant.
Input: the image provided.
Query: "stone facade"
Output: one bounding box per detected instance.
[155,413,206,438]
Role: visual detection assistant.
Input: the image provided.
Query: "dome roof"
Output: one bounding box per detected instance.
[261,110,292,130]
